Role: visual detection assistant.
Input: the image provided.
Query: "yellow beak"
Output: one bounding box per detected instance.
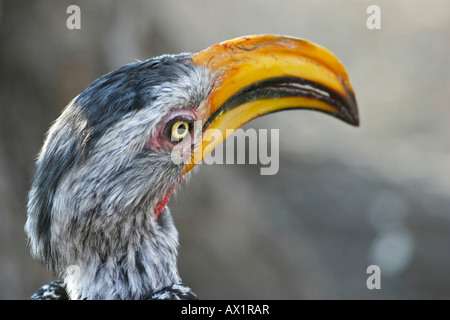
[184,35,359,174]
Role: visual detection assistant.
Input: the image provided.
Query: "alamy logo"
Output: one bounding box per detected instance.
[366,265,381,289]
[170,120,280,175]
[66,5,81,30]
[66,264,81,280]
[366,5,381,30]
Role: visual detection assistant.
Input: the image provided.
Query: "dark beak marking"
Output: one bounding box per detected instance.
[203,76,359,131]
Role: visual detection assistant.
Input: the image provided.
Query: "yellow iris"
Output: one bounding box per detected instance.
[171,120,190,141]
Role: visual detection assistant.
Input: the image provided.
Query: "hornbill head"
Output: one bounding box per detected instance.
[25,35,358,300]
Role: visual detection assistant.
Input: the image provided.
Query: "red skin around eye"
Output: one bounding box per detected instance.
[147,108,198,151]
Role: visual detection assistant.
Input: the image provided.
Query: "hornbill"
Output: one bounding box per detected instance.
[25,35,359,300]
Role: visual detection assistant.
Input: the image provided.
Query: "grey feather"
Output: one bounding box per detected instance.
[26,54,213,299]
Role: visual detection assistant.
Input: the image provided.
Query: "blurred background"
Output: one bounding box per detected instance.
[1,0,449,299]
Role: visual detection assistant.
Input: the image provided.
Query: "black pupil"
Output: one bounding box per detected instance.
[177,123,187,135]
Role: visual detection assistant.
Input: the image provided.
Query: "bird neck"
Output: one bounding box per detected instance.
[63,207,181,300]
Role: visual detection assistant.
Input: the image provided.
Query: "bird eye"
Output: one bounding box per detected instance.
[170,120,190,141]
[158,113,196,147]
